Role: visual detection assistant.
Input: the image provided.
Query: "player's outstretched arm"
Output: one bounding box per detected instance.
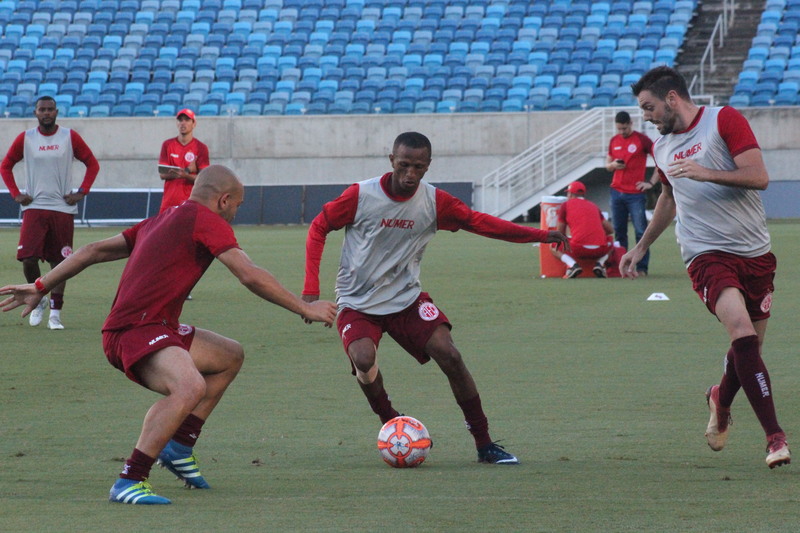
[0,234,130,316]
[218,247,337,326]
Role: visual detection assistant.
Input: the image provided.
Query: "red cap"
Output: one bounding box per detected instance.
[176,108,196,121]
[567,181,586,195]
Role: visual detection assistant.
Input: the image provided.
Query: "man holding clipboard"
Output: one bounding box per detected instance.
[158,109,210,213]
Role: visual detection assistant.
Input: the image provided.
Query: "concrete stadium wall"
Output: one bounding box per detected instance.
[1,106,799,216]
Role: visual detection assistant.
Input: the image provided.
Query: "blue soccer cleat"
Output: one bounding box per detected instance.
[158,440,211,489]
[109,478,171,505]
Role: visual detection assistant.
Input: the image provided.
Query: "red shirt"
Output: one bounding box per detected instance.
[102,200,239,331]
[557,197,607,247]
[608,130,653,194]
[159,137,210,212]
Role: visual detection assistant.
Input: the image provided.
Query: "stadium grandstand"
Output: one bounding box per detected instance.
[0,0,790,118]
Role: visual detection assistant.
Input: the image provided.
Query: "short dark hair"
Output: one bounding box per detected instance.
[35,95,56,106]
[631,66,691,100]
[615,111,631,124]
[393,131,432,156]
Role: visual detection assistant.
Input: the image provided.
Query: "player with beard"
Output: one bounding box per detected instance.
[623,66,790,468]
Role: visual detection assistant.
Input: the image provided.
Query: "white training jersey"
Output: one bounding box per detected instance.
[21,126,79,214]
[652,106,770,265]
[336,176,438,315]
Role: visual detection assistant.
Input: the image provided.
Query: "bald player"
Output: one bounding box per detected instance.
[1,165,337,504]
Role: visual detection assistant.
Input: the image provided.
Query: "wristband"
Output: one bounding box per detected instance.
[34,277,49,295]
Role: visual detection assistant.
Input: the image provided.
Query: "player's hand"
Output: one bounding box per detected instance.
[667,160,703,181]
[14,193,33,206]
[545,230,570,253]
[619,249,645,279]
[0,283,42,316]
[64,192,85,205]
[301,298,337,328]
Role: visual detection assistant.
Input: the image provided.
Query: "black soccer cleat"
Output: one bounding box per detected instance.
[477,442,520,465]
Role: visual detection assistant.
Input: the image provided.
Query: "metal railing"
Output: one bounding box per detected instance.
[689,0,737,95]
[476,107,651,219]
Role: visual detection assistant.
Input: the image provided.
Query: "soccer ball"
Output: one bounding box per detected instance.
[377,416,432,468]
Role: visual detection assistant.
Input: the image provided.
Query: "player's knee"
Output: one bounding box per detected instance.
[348,340,376,370]
[178,372,207,407]
[229,341,245,370]
[355,362,379,384]
[432,346,465,375]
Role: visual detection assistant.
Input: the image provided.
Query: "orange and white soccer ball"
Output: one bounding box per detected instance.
[377,416,432,468]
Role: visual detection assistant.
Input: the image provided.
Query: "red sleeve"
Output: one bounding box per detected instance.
[0,132,25,198]
[158,140,170,166]
[640,131,654,154]
[557,202,567,225]
[435,189,550,242]
[302,183,359,296]
[122,219,146,251]
[194,206,239,256]
[718,106,760,157]
[196,140,210,170]
[70,130,100,194]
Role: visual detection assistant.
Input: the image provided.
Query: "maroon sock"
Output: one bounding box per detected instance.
[457,395,492,449]
[50,292,63,310]
[172,414,205,447]
[120,448,156,481]
[717,347,740,408]
[358,372,399,424]
[732,335,782,436]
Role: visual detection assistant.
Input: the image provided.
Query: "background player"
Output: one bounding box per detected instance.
[623,66,790,469]
[302,131,569,465]
[549,181,614,278]
[158,108,209,213]
[0,165,337,504]
[605,110,656,275]
[0,95,100,330]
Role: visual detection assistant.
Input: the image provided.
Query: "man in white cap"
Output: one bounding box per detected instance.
[549,181,614,278]
[158,108,210,214]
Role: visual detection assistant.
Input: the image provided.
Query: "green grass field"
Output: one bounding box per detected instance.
[2,222,800,532]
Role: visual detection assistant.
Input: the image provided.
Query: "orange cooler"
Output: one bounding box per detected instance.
[539,196,567,278]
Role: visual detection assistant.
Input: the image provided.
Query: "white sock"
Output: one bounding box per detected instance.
[49,309,60,320]
[561,254,576,267]
[597,254,609,264]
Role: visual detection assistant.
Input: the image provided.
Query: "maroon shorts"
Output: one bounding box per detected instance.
[688,251,776,320]
[336,292,451,371]
[18,209,75,263]
[102,323,196,385]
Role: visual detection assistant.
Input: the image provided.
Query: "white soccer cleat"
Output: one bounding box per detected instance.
[47,315,64,330]
[766,433,791,469]
[29,296,47,327]
[705,385,731,452]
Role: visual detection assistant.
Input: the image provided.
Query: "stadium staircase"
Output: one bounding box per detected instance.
[475,106,653,219]
[679,0,764,103]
